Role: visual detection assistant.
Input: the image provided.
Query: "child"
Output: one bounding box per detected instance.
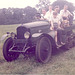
[50,12,61,46]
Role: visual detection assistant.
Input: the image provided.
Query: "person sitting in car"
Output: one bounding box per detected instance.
[41,8,47,20]
[44,5,53,22]
[34,13,41,21]
[53,5,60,15]
[50,12,61,46]
[61,17,70,28]
[60,5,73,26]
[53,5,62,24]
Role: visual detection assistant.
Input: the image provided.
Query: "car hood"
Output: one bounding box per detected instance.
[21,21,49,28]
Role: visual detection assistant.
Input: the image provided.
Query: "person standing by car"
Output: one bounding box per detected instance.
[50,12,61,46]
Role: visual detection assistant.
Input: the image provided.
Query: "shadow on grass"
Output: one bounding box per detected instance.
[22,46,72,64]
[52,46,69,55]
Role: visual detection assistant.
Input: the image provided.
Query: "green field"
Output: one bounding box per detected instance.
[0,24,75,74]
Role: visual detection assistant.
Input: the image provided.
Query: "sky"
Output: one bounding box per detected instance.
[0,0,75,8]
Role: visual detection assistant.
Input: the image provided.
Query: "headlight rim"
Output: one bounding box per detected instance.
[11,32,16,39]
[24,31,30,39]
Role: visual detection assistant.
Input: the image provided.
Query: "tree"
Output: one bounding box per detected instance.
[0,6,37,25]
[52,0,75,13]
[23,6,37,23]
[36,0,51,13]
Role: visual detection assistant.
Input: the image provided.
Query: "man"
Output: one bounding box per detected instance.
[54,5,60,13]
[35,13,41,20]
[44,5,53,22]
[41,8,47,20]
[60,5,73,22]
[50,12,61,46]
[57,5,73,45]
[53,5,62,22]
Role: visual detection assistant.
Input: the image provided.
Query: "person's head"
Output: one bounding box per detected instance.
[36,13,41,19]
[53,12,57,18]
[64,5,68,11]
[54,5,60,13]
[49,5,52,12]
[42,8,46,15]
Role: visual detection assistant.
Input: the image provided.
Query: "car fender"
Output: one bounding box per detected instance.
[32,33,42,38]
[1,32,16,42]
[48,30,55,39]
[38,33,56,48]
[0,34,10,41]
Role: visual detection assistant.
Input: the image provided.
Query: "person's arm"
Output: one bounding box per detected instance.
[67,20,70,27]
[68,10,73,16]
[50,20,54,30]
[58,21,61,28]
[60,10,63,18]
[44,12,49,20]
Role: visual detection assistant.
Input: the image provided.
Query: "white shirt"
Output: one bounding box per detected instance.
[41,14,45,19]
[60,9,72,18]
[51,16,61,27]
[44,10,53,21]
[51,11,62,22]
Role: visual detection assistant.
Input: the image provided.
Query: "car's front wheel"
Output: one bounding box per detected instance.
[36,35,52,63]
[3,37,19,61]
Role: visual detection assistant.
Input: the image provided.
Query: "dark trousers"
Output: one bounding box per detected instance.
[57,29,66,45]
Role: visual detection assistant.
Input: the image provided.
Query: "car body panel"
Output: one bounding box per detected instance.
[22,21,49,28]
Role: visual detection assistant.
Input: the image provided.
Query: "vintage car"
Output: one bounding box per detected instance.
[2,21,75,63]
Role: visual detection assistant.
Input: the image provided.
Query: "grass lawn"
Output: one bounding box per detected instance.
[0,24,75,74]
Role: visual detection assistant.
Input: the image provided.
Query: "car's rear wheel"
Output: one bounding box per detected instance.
[36,36,52,63]
[3,37,19,61]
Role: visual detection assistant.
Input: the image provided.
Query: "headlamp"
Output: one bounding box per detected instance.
[11,32,15,38]
[24,32,30,39]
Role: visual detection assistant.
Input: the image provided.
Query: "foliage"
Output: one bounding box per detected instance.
[0,6,37,25]
[36,0,51,13]
[52,0,75,13]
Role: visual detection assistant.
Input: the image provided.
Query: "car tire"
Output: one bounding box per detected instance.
[36,35,52,64]
[3,37,19,61]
